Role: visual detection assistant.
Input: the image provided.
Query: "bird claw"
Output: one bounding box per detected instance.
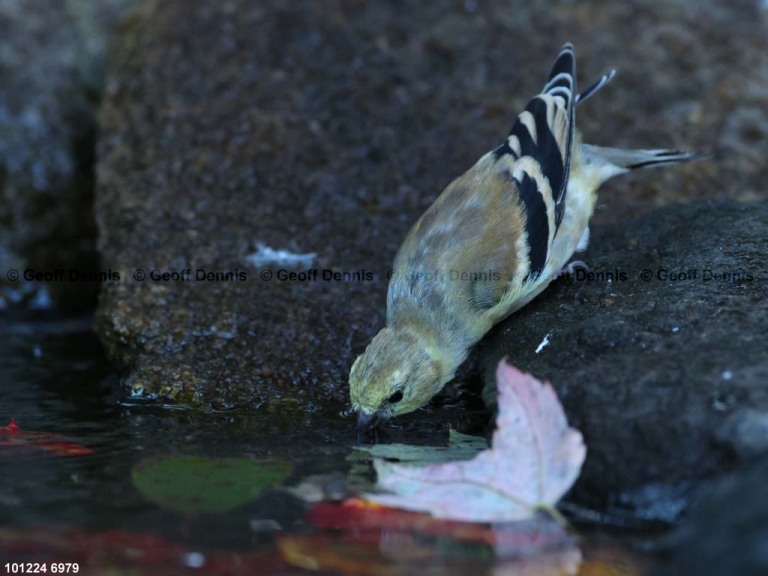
[560,260,590,278]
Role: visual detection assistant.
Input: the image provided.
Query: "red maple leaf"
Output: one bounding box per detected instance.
[0,418,93,457]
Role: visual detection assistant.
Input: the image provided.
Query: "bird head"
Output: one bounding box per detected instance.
[349,326,450,431]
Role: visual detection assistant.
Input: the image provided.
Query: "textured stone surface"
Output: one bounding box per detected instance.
[0,0,135,310]
[479,201,768,519]
[655,458,768,576]
[95,0,767,412]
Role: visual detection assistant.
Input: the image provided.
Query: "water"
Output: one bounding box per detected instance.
[0,312,656,574]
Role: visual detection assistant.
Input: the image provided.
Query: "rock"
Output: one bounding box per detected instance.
[0,0,134,310]
[655,458,768,576]
[479,201,768,520]
[715,408,768,459]
[94,0,766,414]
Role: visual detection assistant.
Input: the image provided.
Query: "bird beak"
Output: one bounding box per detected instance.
[356,409,381,433]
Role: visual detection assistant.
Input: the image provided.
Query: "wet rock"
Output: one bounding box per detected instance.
[655,458,768,576]
[0,0,135,310]
[479,201,768,520]
[95,0,766,413]
[715,408,768,459]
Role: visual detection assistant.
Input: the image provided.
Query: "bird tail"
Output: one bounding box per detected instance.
[583,144,702,171]
[577,144,703,187]
[576,69,616,105]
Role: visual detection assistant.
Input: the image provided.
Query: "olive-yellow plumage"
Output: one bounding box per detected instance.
[350,44,698,430]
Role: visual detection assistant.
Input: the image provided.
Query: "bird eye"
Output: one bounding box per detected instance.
[388,390,404,404]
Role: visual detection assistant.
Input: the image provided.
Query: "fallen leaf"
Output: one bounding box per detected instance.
[1,417,21,435]
[0,417,94,457]
[132,455,292,515]
[345,430,488,495]
[357,429,487,465]
[278,534,400,576]
[365,360,586,522]
[287,500,581,573]
[307,500,575,556]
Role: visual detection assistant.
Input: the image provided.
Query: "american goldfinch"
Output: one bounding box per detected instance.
[350,43,698,431]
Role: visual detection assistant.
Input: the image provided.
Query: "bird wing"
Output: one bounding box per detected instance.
[387,170,529,338]
[387,45,579,332]
[493,43,576,242]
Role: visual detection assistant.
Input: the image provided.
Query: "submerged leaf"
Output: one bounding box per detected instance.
[0,417,93,457]
[296,500,580,571]
[307,499,574,553]
[1,418,21,436]
[357,429,487,465]
[365,361,586,522]
[132,455,292,515]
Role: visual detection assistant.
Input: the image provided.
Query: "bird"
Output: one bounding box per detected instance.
[349,43,699,432]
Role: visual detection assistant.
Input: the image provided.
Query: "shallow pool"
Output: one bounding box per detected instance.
[0,312,658,575]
